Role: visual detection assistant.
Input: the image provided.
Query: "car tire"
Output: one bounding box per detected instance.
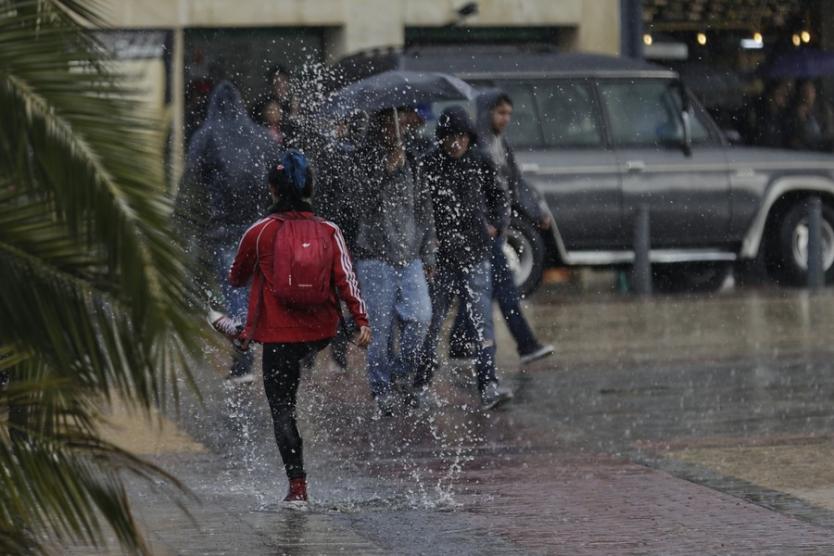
[766,200,834,286]
[503,217,545,297]
[651,262,731,294]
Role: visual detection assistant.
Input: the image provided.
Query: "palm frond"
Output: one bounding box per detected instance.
[1,0,212,553]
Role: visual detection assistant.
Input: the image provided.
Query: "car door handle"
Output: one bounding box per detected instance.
[625,160,645,173]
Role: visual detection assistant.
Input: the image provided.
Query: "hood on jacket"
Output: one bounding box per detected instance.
[181,80,281,237]
[475,89,512,140]
[435,105,477,142]
[205,81,250,127]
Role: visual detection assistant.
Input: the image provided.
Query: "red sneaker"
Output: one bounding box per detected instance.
[283,478,308,505]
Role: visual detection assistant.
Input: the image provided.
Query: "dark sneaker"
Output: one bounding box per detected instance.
[373,392,396,419]
[283,478,308,507]
[331,341,348,370]
[449,342,477,360]
[413,387,442,411]
[519,344,555,365]
[480,382,513,410]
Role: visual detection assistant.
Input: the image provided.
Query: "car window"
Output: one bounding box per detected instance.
[533,81,602,147]
[599,80,710,147]
[495,82,543,148]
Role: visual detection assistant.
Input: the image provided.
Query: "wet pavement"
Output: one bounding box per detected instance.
[82,285,834,555]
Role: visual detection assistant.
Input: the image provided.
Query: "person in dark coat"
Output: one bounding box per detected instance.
[311,113,368,370]
[784,79,834,151]
[349,109,437,414]
[743,80,791,148]
[414,106,513,410]
[177,80,281,381]
[449,91,554,365]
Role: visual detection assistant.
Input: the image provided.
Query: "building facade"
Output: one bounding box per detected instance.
[97,0,622,178]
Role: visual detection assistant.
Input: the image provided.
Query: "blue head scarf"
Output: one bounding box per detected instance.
[280,149,308,193]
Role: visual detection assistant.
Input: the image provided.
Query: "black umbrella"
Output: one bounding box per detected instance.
[325,70,475,120]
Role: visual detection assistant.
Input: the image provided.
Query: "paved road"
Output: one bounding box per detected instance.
[82,287,834,555]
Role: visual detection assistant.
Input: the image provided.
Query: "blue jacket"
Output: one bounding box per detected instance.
[179,81,281,246]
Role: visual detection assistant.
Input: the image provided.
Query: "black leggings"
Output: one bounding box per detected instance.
[262,339,329,480]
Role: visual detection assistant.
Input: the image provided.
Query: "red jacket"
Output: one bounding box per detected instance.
[229,210,369,344]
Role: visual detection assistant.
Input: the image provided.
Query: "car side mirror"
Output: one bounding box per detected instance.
[681,109,693,156]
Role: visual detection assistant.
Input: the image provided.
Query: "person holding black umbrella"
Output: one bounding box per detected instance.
[350,108,437,415]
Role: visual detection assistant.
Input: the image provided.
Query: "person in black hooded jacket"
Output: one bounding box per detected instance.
[449,91,554,365]
[414,106,513,410]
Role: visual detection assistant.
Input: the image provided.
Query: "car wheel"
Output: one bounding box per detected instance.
[766,200,834,286]
[503,217,545,296]
[651,263,731,294]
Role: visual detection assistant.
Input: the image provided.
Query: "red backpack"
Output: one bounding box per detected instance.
[267,215,333,307]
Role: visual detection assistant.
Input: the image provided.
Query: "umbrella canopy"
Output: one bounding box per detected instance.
[760,48,834,79]
[325,70,475,119]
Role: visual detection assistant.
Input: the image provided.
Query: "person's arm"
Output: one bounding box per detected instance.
[414,160,438,271]
[481,157,510,233]
[228,222,263,287]
[505,141,547,225]
[326,223,369,329]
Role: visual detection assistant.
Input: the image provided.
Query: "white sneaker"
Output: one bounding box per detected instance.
[208,309,242,340]
[226,372,255,384]
[519,344,554,365]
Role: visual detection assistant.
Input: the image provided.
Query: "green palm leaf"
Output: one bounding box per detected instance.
[1,0,210,553]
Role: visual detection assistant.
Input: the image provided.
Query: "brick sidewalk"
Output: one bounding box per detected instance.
[67,449,834,555]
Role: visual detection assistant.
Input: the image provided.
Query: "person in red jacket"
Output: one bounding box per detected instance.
[229,150,371,505]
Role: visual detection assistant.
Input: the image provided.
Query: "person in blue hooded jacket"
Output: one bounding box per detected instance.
[177,81,281,381]
[449,91,554,365]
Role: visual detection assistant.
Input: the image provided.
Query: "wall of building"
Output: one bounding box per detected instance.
[101,0,620,56]
[97,0,621,183]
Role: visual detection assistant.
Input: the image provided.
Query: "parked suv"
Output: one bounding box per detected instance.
[336,46,834,294]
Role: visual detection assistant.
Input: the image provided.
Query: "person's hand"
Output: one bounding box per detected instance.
[487,224,499,238]
[355,326,372,349]
[424,265,436,282]
[538,214,553,230]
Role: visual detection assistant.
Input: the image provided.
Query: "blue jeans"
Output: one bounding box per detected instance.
[213,243,253,376]
[416,259,497,392]
[450,237,539,356]
[356,259,432,397]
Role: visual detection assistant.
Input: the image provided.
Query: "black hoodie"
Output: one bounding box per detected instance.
[422,106,509,270]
